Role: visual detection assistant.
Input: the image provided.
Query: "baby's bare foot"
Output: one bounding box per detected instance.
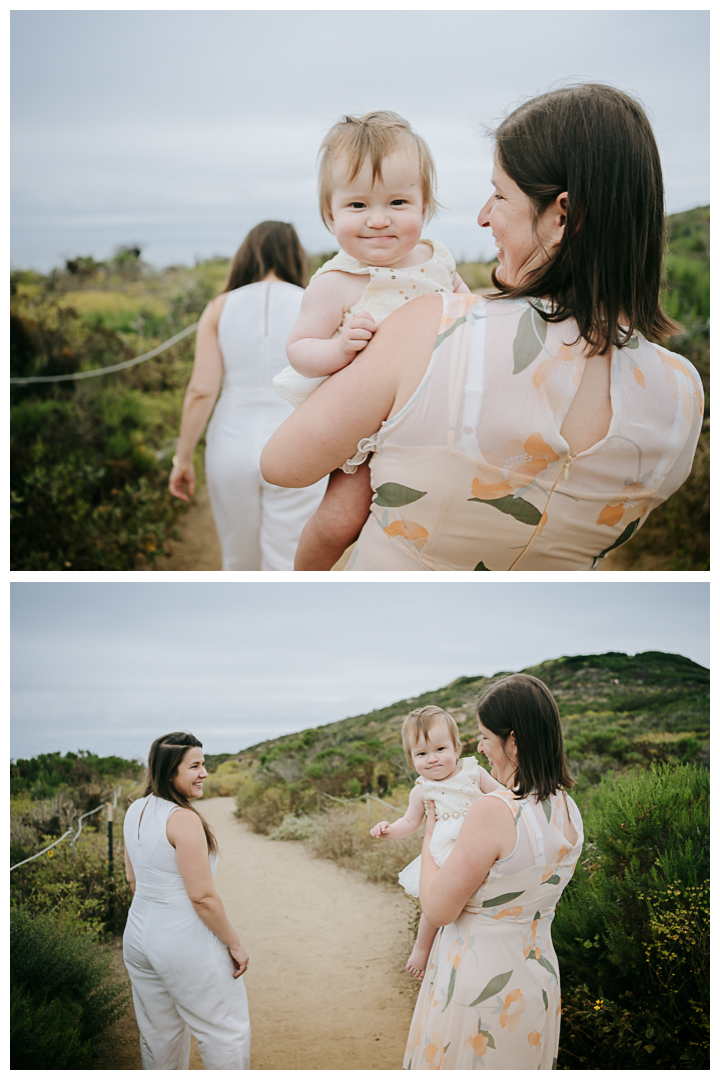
[405,943,430,981]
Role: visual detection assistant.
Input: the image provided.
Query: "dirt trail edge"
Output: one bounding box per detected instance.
[98,797,418,1070]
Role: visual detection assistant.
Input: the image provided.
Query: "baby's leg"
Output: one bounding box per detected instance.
[294,462,373,571]
[406,913,439,980]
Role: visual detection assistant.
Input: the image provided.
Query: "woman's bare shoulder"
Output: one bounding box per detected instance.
[165,806,204,846]
[201,292,229,328]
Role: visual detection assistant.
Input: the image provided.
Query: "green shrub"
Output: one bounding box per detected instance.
[10,908,129,1069]
[555,764,709,1069]
[11,829,134,936]
[268,814,320,842]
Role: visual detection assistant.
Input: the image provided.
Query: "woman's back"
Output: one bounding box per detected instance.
[349,292,703,570]
[218,280,304,397]
[468,787,582,918]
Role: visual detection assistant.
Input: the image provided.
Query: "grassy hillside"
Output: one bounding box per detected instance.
[10,209,709,569]
[202,649,708,819]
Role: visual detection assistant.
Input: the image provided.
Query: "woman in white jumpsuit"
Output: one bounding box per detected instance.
[169,221,326,569]
[123,732,251,1069]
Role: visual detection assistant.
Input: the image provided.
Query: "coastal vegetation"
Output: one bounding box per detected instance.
[10,650,709,1068]
[10,208,710,569]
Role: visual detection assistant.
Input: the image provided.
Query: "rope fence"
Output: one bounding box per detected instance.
[9,323,199,386]
[320,790,405,825]
[10,785,124,872]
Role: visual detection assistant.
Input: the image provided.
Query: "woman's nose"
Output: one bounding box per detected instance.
[477,198,493,227]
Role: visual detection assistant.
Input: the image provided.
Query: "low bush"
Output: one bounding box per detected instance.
[555,763,709,1069]
[268,814,320,842]
[11,828,133,936]
[10,907,129,1069]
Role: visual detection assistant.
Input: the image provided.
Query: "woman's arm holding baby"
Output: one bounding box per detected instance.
[370,784,426,839]
[286,272,376,378]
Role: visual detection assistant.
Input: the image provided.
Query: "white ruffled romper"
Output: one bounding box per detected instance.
[272,239,457,474]
[398,757,484,897]
[123,795,251,1070]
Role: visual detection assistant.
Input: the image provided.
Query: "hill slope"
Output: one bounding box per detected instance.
[205,650,708,808]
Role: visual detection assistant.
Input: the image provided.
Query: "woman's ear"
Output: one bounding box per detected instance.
[545,192,568,247]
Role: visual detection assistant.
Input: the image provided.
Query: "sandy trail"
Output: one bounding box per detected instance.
[97,797,418,1069]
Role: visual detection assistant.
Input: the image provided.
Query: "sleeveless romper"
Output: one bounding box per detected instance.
[398,757,483,898]
[272,239,456,426]
[404,787,584,1070]
[205,279,325,570]
[123,795,251,1070]
[346,292,704,569]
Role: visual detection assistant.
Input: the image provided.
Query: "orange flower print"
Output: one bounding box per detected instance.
[596,483,650,529]
[656,347,704,422]
[383,519,429,549]
[524,915,540,959]
[499,988,526,1031]
[528,1031,542,1052]
[472,433,560,501]
[465,1032,489,1057]
[423,1034,448,1068]
[493,906,524,920]
[542,844,569,883]
[532,343,580,395]
[632,365,646,388]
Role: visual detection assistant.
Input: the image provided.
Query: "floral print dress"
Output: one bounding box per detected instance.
[345,293,704,570]
[403,787,583,1070]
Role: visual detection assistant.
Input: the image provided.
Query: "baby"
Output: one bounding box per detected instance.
[273,111,470,571]
[370,705,501,979]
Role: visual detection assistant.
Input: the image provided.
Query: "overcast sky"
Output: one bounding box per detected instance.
[11,582,709,762]
[11,9,709,272]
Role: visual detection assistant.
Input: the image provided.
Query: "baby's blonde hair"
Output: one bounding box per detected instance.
[318,110,439,230]
[401,705,462,769]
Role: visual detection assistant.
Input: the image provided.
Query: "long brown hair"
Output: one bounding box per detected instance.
[488,83,681,356]
[141,732,217,855]
[477,674,574,802]
[224,220,309,292]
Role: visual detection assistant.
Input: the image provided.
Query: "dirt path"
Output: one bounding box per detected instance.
[97,798,418,1069]
[146,484,222,571]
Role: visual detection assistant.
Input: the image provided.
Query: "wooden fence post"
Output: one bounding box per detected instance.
[107,802,115,926]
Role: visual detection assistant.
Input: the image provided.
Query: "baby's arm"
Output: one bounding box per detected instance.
[286,272,377,379]
[452,270,472,295]
[370,784,426,839]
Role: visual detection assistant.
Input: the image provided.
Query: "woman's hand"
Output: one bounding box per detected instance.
[229,942,249,979]
[169,458,196,502]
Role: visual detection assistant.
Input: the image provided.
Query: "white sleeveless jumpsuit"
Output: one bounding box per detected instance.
[123,795,251,1069]
[204,279,326,569]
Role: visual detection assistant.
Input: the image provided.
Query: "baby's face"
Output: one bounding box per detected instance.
[328,145,425,267]
[411,723,459,782]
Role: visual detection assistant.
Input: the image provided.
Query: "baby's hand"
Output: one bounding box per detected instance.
[370,820,391,838]
[338,311,377,365]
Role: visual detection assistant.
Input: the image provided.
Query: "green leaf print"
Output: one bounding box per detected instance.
[542,874,561,885]
[626,335,639,349]
[434,315,467,350]
[373,483,427,507]
[468,969,514,1006]
[542,989,549,1011]
[541,798,552,822]
[469,494,542,526]
[481,890,525,908]
[474,561,491,571]
[443,965,458,1011]
[480,1026,496,1050]
[594,518,641,564]
[537,955,558,980]
[512,304,548,374]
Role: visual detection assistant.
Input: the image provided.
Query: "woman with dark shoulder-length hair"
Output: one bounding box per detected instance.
[261,84,704,570]
[123,732,251,1069]
[404,675,582,1069]
[169,221,326,569]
